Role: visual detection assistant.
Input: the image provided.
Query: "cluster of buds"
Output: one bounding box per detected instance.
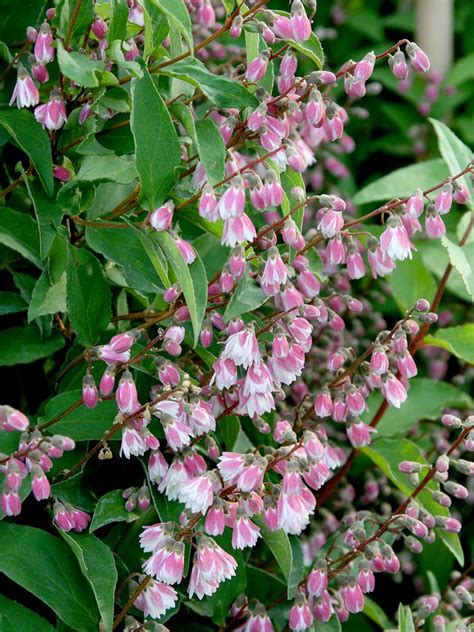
[0,406,75,517]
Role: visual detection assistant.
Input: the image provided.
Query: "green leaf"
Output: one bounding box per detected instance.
[57,42,105,87]
[424,324,474,364]
[0,109,54,196]
[246,566,286,604]
[75,154,137,184]
[142,0,170,58]
[223,271,267,322]
[397,604,415,632]
[441,236,474,300]
[310,616,341,631]
[0,326,64,366]
[253,516,304,599]
[362,438,464,565]
[86,225,166,294]
[195,118,226,185]
[54,0,94,44]
[280,168,306,230]
[0,595,55,632]
[67,246,112,346]
[362,378,472,438]
[363,596,394,630]
[419,240,471,302]
[51,472,96,512]
[22,178,64,259]
[0,206,42,267]
[161,58,258,109]
[108,0,129,42]
[29,269,67,321]
[154,231,207,345]
[41,390,118,441]
[60,531,117,632]
[0,291,27,315]
[389,251,437,314]
[353,159,449,206]
[429,118,473,202]
[90,489,141,531]
[153,0,193,50]
[0,523,98,630]
[131,67,181,210]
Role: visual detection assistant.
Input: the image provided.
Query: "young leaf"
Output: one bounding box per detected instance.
[22,178,64,259]
[0,291,27,315]
[0,206,42,268]
[429,118,473,201]
[353,159,449,205]
[0,523,99,630]
[154,0,193,50]
[195,118,226,185]
[154,231,207,346]
[389,251,437,314]
[57,42,105,87]
[131,68,182,210]
[0,110,54,196]
[0,326,64,366]
[424,324,474,364]
[441,236,474,300]
[60,531,118,632]
[0,595,55,632]
[253,516,305,598]
[223,271,267,322]
[28,269,67,321]
[159,58,258,109]
[66,246,112,346]
[90,489,141,532]
[41,390,119,441]
[86,225,166,294]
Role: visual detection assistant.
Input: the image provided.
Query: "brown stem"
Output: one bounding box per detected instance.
[64,0,84,49]
[112,575,151,629]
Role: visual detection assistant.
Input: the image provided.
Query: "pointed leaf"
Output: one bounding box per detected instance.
[0,326,64,366]
[195,118,226,185]
[66,246,112,346]
[0,523,98,630]
[0,595,55,632]
[0,109,53,196]
[131,68,181,209]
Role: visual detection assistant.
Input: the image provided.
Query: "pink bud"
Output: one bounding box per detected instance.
[82,374,99,409]
[406,42,430,73]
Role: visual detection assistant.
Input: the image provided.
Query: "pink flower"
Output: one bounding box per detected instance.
[120,427,147,458]
[406,189,424,218]
[221,325,260,369]
[346,421,377,448]
[205,504,225,536]
[357,563,375,593]
[389,51,409,80]
[318,208,344,239]
[162,417,193,452]
[199,185,219,221]
[148,450,169,483]
[188,536,237,598]
[135,579,177,619]
[35,90,67,130]
[0,405,29,431]
[380,216,414,261]
[149,202,174,231]
[218,177,246,220]
[289,593,314,631]
[434,183,453,215]
[232,511,261,549]
[307,564,328,598]
[82,374,99,409]
[178,473,217,514]
[116,370,139,414]
[172,233,196,264]
[128,0,144,26]
[9,67,39,108]
[271,14,293,39]
[367,239,395,278]
[354,51,376,82]
[381,372,407,408]
[425,206,446,238]
[34,23,54,64]
[246,50,270,82]
[406,42,430,73]
[143,539,185,584]
[340,582,364,613]
[30,465,50,501]
[222,213,257,247]
[212,357,238,390]
[290,1,312,42]
[260,247,288,296]
[370,345,389,375]
[197,0,215,28]
[1,489,21,516]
